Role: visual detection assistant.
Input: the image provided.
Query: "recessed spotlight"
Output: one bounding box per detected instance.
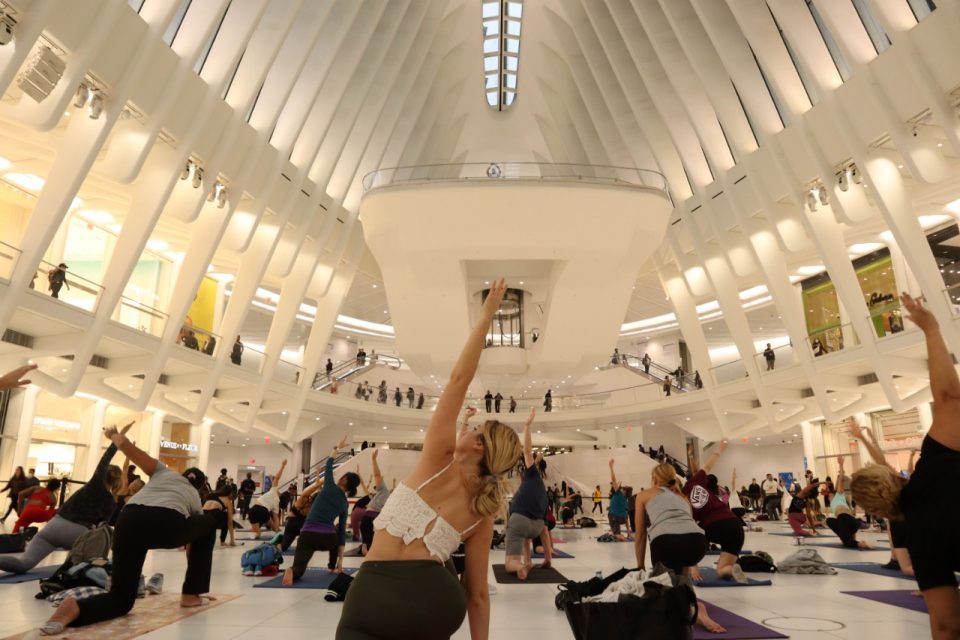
[372,284,378,288]
[348,422,353,426]
[576,428,580,432]
[650,421,655,426]
[419,428,424,433]
[519,281,524,285]
[382,426,388,430]
[315,417,320,421]
[792,433,798,437]
[685,417,691,421]
[281,411,287,415]
[484,280,490,285]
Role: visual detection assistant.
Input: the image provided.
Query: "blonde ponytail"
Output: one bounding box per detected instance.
[472,421,522,518]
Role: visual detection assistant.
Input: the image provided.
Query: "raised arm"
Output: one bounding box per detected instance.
[902,292,960,450]
[847,418,892,470]
[609,459,621,491]
[731,468,737,496]
[273,459,288,487]
[119,454,131,495]
[522,409,535,467]
[835,456,846,494]
[701,441,727,474]
[458,406,478,442]
[104,422,157,477]
[371,448,383,488]
[0,363,37,391]
[422,280,506,462]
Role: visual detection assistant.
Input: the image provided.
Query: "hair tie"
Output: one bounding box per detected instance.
[484,474,502,485]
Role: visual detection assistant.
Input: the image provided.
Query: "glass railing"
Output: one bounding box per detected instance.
[35,260,103,312]
[710,359,747,385]
[116,296,169,337]
[866,300,910,339]
[232,343,265,371]
[807,322,859,357]
[175,325,220,356]
[0,241,20,281]
[362,162,669,194]
[276,358,306,385]
[754,343,796,372]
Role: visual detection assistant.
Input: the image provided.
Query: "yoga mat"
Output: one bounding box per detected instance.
[0,565,57,584]
[841,589,928,613]
[802,540,889,551]
[533,549,573,559]
[706,549,753,556]
[0,593,241,640]
[254,567,358,589]
[693,567,771,587]
[492,564,568,584]
[832,562,928,579]
[693,603,788,639]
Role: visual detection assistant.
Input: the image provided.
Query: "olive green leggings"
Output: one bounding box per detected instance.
[336,560,467,640]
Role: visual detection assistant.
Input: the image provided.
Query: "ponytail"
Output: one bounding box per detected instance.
[473,421,523,518]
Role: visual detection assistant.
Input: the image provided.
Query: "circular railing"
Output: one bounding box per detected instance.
[362,162,669,195]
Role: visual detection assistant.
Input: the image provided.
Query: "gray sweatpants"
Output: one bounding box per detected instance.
[505,513,545,556]
[0,515,87,573]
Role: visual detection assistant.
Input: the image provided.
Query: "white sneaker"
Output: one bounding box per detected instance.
[254,569,263,576]
[242,568,254,576]
[146,573,164,594]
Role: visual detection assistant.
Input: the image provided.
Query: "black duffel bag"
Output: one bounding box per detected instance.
[562,568,698,640]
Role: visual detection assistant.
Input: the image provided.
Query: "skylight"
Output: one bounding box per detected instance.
[483,1,523,111]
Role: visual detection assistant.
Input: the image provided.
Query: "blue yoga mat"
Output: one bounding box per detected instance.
[254,567,358,589]
[693,567,771,587]
[0,565,58,584]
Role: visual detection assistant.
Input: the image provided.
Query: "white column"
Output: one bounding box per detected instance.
[800,421,816,474]
[291,441,303,491]
[83,400,109,478]
[10,387,39,474]
[916,402,933,434]
[197,420,212,472]
[147,411,165,458]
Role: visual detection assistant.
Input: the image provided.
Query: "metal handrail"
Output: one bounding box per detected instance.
[362,162,670,194]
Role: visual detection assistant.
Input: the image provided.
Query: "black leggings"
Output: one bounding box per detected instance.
[650,532,707,575]
[205,508,229,543]
[703,518,744,555]
[592,502,603,514]
[337,560,466,640]
[74,505,216,627]
[282,514,304,551]
[292,530,339,577]
[826,513,861,549]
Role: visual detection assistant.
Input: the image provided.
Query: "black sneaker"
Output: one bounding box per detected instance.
[880,559,900,571]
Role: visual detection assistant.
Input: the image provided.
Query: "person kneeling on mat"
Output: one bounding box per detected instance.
[249,460,287,538]
[282,437,360,585]
[505,410,552,579]
[824,456,870,550]
[40,425,217,634]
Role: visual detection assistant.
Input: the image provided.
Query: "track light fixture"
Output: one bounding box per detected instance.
[0,12,16,46]
[836,169,848,192]
[850,165,862,184]
[215,182,227,208]
[806,189,818,212]
[87,91,104,119]
[73,83,89,108]
[192,165,203,189]
[817,185,829,206]
[180,160,192,181]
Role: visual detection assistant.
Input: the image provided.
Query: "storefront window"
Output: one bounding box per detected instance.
[159,422,198,473]
[927,222,960,311]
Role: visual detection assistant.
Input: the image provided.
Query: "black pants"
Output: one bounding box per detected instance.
[74,505,216,627]
[650,532,707,575]
[764,495,780,520]
[592,502,603,514]
[826,513,861,549]
[360,511,378,550]
[238,494,253,519]
[292,530,339,578]
[50,282,63,299]
[337,560,466,640]
[281,514,305,551]
[2,497,19,520]
[205,508,229,543]
[485,400,492,412]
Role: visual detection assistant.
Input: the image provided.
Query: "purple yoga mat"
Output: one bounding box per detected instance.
[841,590,928,613]
[693,603,788,639]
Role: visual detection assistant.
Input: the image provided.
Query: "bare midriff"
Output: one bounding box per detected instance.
[364,531,443,563]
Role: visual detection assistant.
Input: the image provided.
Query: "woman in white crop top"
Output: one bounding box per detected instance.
[337,280,522,640]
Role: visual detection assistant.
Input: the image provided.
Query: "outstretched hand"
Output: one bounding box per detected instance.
[482,279,507,317]
[0,364,37,391]
[901,292,936,333]
[372,448,379,460]
[336,436,349,451]
[525,408,536,426]
[103,422,134,443]
[846,417,864,440]
[608,458,615,469]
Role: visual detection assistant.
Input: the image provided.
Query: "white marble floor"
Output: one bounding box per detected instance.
[0,522,935,639]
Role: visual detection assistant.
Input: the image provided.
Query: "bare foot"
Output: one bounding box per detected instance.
[43,596,80,633]
[281,568,294,587]
[517,565,529,580]
[180,594,216,608]
[697,603,727,634]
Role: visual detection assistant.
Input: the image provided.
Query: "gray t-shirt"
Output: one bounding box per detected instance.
[646,488,703,540]
[366,482,391,513]
[126,464,202,517]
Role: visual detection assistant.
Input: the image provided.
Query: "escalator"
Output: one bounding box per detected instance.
[602,353,698,393]
[312,354,403,391]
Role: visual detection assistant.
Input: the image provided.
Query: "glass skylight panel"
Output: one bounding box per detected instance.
[851,0,891,53]
[907,0,936,21]
[482,1,523,111]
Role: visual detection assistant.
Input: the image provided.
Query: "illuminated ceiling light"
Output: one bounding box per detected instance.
[78,209,113,225]
[4,172,44,191]
[919,214,953,229]
[146,238,169,252]
[382,426,388,430]
[348,422,353,426]
[848,242,884,256]
[372,284,378,288]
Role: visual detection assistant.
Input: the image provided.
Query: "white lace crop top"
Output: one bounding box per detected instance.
[373,461,482,562]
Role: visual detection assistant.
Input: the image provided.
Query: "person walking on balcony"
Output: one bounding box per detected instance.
[674,366,685,390]
[326,359,333,378]
[370,349,377,363]
[663,376,672,397]
[377,381,387,404]
[354,384,365,400]
[641,353,651,374]
[364,381,372,401]
[484,390,494,413]
[231,336,244,365]
[393,387,402,407]
[417,392,425,409]
[183,331,200,350]
[509,396,517,413]
[47,263,69,299]
[406,387,415,408]
[611,348,620,365]
[494,392,503,413]
[694,371,703,389]
[543,389,553,412]
[763,344,775,371]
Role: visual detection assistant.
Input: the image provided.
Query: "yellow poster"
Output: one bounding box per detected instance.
[186,276,217,333]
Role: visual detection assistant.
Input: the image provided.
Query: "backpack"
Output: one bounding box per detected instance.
[737,552,777,573]
[66,523,113,566]
[37,559,111,598]
[0,527,37,554]
[578,516,597,528]
[241,542,281,570]
[597,533,616,542]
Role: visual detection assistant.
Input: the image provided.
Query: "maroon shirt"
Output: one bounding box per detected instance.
[683,469,737,527]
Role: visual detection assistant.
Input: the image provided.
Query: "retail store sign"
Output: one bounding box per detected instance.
[160,439,198,453]
[34,416,81,431]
